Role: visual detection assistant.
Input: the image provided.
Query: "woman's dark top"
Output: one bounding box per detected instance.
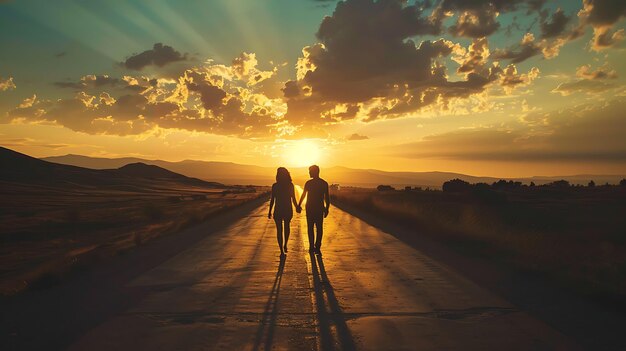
[272,182,295,220]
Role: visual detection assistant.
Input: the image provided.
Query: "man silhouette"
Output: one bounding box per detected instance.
[298,165,330,255]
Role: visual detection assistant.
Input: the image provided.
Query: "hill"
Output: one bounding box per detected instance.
[0,147,224,189]
[41,154,625,187]
[43,154,271,186]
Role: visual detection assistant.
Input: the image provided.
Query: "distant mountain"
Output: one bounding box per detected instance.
[41,153,625,188]
[43,154,273,185]
[113,163,222,187]
[0,147,224,189]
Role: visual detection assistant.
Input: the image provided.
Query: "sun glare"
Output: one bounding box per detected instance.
[283,140,321,168]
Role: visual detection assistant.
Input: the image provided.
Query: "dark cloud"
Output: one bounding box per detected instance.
[187,82,227,111]
[54,75,119,90]
[435,0,545,12]
[581,0,626,27]
[432,0,547,38]
[394,99,626,162]
[284,0,506,126]
[540,8,571,38]
[447,7,500,37]
[492,33,542,63]
[281,0,551,130]
[122,43,187,71]
[347,133,369,141]
[578,0,626,50]
[282,80,300,98]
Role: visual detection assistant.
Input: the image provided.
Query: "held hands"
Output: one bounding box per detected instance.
[295,205,302,214]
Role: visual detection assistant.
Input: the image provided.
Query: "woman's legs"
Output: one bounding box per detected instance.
[283,219,291,252]
[274,218,284,254]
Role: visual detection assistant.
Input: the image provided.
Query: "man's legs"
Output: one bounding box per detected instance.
[314,217,323,251]
[306,216,315,252]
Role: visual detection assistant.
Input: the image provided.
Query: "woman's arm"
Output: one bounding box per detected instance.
[291,184,299,208]
[298,188,307,208]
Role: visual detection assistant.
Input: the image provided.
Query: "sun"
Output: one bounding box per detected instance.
[282,140,321,167]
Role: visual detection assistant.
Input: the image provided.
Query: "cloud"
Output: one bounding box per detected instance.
[3,53,283,139]
[448,8,500,38]
[4,92,152,136]
[578,0,626,50]
[394,98,626,162]
[579,0,626,26]
[122,43,187,70]
[576,64,618,79]
[0,76,16,91]
[552,79,616,96]
[551,62,618,96]
[432,0,547,38]
[54,75,119,90]
[455,37,490,74]
[492,33,542,63]
[590,26,625,50]
[230,52,276,86]
[540,8,571,38]
[0,138,70,149]
[283,0,522,129]
[499,65,540,93]
[347,133,369,141]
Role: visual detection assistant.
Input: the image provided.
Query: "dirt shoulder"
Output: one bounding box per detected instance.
[0,195,268,350]
[332,199,626,351]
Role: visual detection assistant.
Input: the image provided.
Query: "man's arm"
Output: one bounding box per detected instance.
[324,182,330,217]
[298,189,307,207]
[298,182,308,207]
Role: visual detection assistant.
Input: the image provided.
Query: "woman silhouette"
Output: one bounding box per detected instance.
[268,167,301,257]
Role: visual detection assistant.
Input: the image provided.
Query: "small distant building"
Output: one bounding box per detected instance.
[377,185,395,192]
[330,184,340,191]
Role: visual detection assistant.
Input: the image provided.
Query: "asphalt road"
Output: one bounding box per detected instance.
[67,202,577,350]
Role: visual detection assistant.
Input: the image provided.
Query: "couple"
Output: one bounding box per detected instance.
[268,165,330,257]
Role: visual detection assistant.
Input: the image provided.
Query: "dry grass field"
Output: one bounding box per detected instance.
[332,184,626,303]
[0,179,267,295]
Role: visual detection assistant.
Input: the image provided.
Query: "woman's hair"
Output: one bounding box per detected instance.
[276,167,292,184]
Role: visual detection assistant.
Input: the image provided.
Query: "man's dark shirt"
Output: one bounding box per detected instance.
[304,177,328,217]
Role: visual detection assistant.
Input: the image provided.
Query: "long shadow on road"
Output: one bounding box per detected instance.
[252,256,285,351]
[309,253,356,351]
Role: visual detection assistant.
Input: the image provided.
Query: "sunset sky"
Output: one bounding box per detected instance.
[1,0,625,177]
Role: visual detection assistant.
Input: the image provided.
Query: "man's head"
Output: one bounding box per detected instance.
[309,165,320,178]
